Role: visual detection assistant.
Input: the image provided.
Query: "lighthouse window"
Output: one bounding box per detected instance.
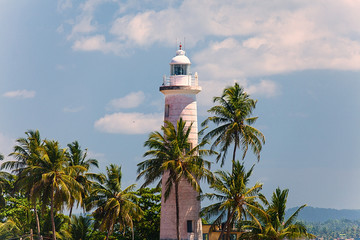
[187,220,193,233]
[171,64,190,75]
[165,104,169,117]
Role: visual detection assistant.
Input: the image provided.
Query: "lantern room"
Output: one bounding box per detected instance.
[170,45,191,76]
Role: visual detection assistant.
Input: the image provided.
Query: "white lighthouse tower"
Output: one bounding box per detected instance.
[159,45,202,240]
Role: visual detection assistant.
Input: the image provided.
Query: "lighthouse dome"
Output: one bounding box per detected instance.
[170,49,191,65]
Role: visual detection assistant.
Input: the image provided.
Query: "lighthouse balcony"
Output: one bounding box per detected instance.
[162,73,198,87]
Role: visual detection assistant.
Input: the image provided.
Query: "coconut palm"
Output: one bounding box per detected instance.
[70,215,94,240]
[66,141,99,218]
[86,164,142,240]
[244,188,315,240]
[201,161,264,240]
[1,130,43,239]
[0,171,15,209]
[2,130,42,174]
[137,118,215,240]
[202,83,265,167]
[18,140,83,240]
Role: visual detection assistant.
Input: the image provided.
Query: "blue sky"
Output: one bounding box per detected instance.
[1,0,360,210]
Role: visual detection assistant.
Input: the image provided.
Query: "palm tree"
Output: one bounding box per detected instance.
[70,215,94,240]
[18,139,83,240]
[202,83,265,167]
[0,171,15,209]
[245,188,315,240]
[137,118,215,240]
[201,161,265,240]
[86,164,142,240]
[2,130,42,174]
[66,141,99,218]
[1,130,43,239]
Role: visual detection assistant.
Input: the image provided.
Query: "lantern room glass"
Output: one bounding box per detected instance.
[170,64,190,75]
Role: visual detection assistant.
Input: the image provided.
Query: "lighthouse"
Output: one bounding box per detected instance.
[159,45,202,240]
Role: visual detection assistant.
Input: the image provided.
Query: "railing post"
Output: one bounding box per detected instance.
[194,72,198,86]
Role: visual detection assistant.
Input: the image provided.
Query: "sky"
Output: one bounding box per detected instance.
[1,0,360,210]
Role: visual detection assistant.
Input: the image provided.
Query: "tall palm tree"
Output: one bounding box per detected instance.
[66,141,99,218]
[18,140,83,240]
[137,118,215,240]
[245,188,315,240]
[86,164,142,240]
[70,215,94,240]
[201,161,265,240]
[1,130,43,239]
[202,83,265,167]
[2,130,42,174]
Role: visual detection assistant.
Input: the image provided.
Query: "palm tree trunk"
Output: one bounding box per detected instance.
[232,145,237,163]
[175,180,180,240]
[232,145,237,172]
[34,204,42,240]
[50,188,57,240]
[131,220,134,240]
[218,209,236,240]
[106,219,114,240]
[69,202,74,219]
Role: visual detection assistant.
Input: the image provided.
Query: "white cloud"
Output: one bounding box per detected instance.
[57,0,72,11]
[246,80,280,98]
[106,91,145,111]
[94,112,163,134]
[56,24,64,34]
[72,35,106,51]
[198,78,279,111]
[3,90,36,99]
[64,0,360,80]
[70,15,97,37]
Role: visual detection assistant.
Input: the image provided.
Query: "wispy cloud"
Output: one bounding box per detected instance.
[94,112,162,134]
[106,91,145,111]
[57,0,72,11]
[3,90,36,99]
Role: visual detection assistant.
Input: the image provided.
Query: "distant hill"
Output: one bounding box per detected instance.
[286,206,360,223]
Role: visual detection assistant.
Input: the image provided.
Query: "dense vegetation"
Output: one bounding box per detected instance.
[0,83,314,240]
[304,219,360,239]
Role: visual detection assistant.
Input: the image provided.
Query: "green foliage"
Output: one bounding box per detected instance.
[132,187,161,240]
[242,188,315,240]
[0,195,35,239]
[201,161,264,239]
[86,164,142,240]
[202,82,265,166]
[304,219,360,239]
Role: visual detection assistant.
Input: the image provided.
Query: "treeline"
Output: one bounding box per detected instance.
[0,133,161,240]
[304,219,360,239]
[0,83,315,240]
